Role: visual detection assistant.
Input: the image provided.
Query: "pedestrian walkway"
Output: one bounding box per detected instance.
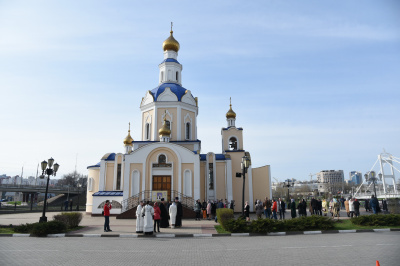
[0,212,219,235]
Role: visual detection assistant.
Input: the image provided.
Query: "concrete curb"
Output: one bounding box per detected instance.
[3,228,398,238]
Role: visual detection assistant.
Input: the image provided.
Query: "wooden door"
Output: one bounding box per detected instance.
[152,176,171,201]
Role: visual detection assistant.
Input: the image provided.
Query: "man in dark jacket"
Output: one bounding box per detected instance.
[311,197,318,215]
[353,198,360,217]
[370,195,379,214]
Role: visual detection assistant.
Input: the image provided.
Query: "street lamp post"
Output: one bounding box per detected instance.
[241,155,251,217]
[39,158,59,223]
[283,179,294,201]
[76,181,81,211]
[365,171,378,198]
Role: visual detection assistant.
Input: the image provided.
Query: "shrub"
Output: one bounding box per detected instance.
[13,223,35,233]
[223,216,334,233]
[30,221,67,237]
[250,218,286,233]
[283,216,334,231]
[224,217,248,233]
[351,214,400,226]
[216,208,234,229]
[53,212,83,229]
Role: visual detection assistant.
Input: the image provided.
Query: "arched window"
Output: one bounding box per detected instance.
[184,170,192,196]
[166,120,171,130]
[158,154,166,164]
[161,71,164,82]
[145,123,150,140]
[176,71,179,82]
[208,163,214,190]
[229,137,237,150]
[88,178,94,192]
[185,122,190,140]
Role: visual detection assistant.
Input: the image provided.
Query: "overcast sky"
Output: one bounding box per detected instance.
[1,0,399,182]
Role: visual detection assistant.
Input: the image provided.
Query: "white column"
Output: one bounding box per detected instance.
[226,159,233,202]
[194,157,200,201]
[99,161,106,191]
[248,166,254,212]
[177,106,181,140]
[123,160,130,200]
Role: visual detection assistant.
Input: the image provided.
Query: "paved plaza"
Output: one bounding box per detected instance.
[0,231,399,265]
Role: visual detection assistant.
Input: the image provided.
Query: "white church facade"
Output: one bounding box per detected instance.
[86,29,271,215]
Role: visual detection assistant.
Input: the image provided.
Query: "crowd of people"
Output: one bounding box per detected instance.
[101,195,389,232]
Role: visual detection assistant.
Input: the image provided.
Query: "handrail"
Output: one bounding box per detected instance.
[121,190,194,213]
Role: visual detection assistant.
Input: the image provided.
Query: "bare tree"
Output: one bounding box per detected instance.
[58,171,87,187]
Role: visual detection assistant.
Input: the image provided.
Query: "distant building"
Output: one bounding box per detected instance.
[349,171,362,185]
[317,170,344,193]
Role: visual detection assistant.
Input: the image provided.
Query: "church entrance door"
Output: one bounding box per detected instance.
[152,176,171,201]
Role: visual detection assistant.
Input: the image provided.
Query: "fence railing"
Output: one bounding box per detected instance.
[121,190,194,213]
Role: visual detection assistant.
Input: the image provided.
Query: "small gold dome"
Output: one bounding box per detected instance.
[163,31,180,52]
[226,100,236,119]
[123,123,133,146]
[159,118,171,136]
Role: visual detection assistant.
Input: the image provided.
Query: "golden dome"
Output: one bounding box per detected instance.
[159,117,171,136]
[123,123,133,146]
[226,98,236,119]
[163,30,180,52]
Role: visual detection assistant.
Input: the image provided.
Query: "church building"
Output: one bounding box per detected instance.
[86,28,271,215]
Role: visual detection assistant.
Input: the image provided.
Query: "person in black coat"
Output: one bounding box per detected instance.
[311,197,318,215]
[174,197,183,227]
[290,199,297,218]
[301,199,307,217]
[317,199,322,216]
[159,198,169,228]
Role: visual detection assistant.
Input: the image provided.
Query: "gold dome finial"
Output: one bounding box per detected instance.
[162,22,180,52]
[226,97,236,119]
[159,112,171,136]
[123,122,134,146]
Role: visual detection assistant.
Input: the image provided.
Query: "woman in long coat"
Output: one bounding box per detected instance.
[206,200,212,220]
[290,199,297,218]
[322,199,328,216]
[141,201,154,235]
[153,202,161,233]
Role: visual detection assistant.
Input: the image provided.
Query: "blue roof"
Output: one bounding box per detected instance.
[222,127,243,131]
[160,58,180,64]
[104,153,115,161]
[87,162,101,169]
[200,154,227,161]
[93,191,123,196]
[151,83,190,101]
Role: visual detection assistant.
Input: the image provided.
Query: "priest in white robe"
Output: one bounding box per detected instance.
[135,201,144,233]
[169,202,177,229]
[141,201,155,235]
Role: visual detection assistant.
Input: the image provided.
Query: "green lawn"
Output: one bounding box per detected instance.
[0,228,15,234]
[214,219,400,234]
[0,226,85,234]
[333,219,400,230]
[214,225,230,234]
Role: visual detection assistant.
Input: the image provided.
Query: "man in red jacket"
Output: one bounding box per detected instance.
[104,200,112,232]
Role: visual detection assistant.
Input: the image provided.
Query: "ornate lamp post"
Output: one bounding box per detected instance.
[364,171,378,198]
[76,181,81,211]
[283,179,294,201]
[39,158,59,223]
[241,155,251,217]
